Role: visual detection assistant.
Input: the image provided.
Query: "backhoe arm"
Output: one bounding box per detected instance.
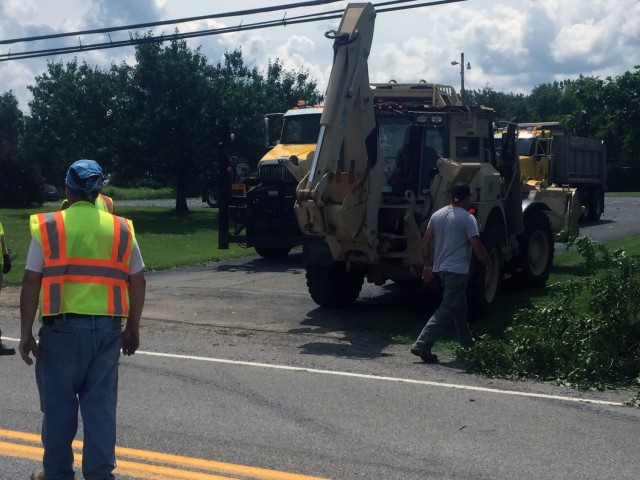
[295,3,385,254]
[297,2,379,204]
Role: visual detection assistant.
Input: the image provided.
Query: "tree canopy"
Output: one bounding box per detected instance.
[5,39,322,210]
[1,42,639,208]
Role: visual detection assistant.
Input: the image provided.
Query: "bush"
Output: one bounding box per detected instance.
[458,237,640,399]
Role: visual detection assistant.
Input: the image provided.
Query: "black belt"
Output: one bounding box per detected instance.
[43,314,119,325]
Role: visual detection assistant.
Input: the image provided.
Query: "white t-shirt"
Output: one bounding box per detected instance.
[428,205,479,274]
[25,236,145,274]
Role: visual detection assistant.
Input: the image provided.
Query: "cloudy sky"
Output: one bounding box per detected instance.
[1,0,639,112]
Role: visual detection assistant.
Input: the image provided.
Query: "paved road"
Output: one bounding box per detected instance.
[1,197,638,479]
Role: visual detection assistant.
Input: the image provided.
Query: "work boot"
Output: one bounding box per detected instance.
[410,348,439,364]
[30,469,46,480]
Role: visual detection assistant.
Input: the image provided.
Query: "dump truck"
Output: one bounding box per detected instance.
[217,102,323,259]
[500,122,607,222]
[292,2,581,313]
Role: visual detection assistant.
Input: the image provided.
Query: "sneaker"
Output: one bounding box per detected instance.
[0,345,16,356]
[410,348,439,364]
[30,469,46,480]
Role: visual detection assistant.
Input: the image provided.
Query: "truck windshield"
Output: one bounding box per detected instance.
[280,114,322,144]
[377,116,412,162]
[516,136,536,156]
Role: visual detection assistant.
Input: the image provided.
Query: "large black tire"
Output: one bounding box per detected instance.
[588,188,603,222]
[467,229,502,320]
[306,263,365,308]
[206,188,219,208]
[515,209,554,288]
[254,246,291,259]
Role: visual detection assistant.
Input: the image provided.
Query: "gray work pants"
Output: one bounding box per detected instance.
[412,271,473,353]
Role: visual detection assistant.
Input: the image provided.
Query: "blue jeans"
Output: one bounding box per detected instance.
[412,271,473,353]
[35,316,122,480]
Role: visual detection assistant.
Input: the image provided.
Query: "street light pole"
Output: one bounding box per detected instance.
[451,52,471,103]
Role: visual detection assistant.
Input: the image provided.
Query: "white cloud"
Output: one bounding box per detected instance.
[2,0,640,112]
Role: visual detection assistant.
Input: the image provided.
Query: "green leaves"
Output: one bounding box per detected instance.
[458,237,640,399]
[5,38,322,210]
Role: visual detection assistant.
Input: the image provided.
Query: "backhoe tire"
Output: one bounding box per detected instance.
[255,246,291,259]
[587,188,603,222]
[306,263,365,308]
[467,229,502,320]
[515,209,554,289]
[206,188,219,208]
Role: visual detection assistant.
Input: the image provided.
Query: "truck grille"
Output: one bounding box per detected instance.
[259,164,296,182]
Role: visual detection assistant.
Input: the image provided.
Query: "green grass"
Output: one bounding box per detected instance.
[0,205,255,286]
[101,186,174,200]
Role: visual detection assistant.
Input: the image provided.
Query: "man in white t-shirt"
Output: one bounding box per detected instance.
[411,182,493,364]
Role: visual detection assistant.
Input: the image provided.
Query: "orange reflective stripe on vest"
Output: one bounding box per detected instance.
[35,210,132,316]
[98,194,114,213]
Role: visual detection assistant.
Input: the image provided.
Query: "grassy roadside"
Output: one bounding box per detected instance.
[0,204,255,287]
[101,186,174,200]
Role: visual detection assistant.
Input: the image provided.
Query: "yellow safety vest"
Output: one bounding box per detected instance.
[97,194,114,213]
[61,194,114,213]
[30,202,135,317]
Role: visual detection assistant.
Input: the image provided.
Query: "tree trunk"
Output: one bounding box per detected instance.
[174,171,189,214]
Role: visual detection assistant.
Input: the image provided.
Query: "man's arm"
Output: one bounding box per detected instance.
[19,269,43,365]
[122,270,146,356]
[421,227,435,282]
[469,236,493,278]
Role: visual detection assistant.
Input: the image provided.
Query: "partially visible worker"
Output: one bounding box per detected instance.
[61,190,114,213]
[19,159,146,480]
[1,218,15,355]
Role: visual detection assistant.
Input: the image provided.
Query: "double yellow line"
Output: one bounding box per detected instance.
[0,429,330,480]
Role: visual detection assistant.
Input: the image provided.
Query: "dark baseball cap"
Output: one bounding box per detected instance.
[451,182,471,203]
[66,159,104,193]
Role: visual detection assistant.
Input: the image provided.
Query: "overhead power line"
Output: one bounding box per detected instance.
[0,0,344,46]
[0,0,467,62]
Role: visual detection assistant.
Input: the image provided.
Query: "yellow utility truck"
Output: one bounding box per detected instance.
[218,102,323,259]
[504,122,607,222]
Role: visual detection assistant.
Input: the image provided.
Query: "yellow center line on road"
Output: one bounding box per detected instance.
[0,429,330,480]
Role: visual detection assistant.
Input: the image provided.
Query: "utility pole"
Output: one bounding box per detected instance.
[451,52,471,103]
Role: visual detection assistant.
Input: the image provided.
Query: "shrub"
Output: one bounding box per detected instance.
[458,237,640,398]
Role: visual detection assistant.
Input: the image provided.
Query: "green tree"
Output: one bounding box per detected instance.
[0,90,24,157]
[525,80,578,122]
[602,67,640,166]
[0,91,43,207]
[130,37,219,213]
[24,59,120,186]
[465,86,529,122]
[209,50,322,170]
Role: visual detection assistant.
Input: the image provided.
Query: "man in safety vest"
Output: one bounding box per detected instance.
[19,159,146,480]
[61,190,114,213]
